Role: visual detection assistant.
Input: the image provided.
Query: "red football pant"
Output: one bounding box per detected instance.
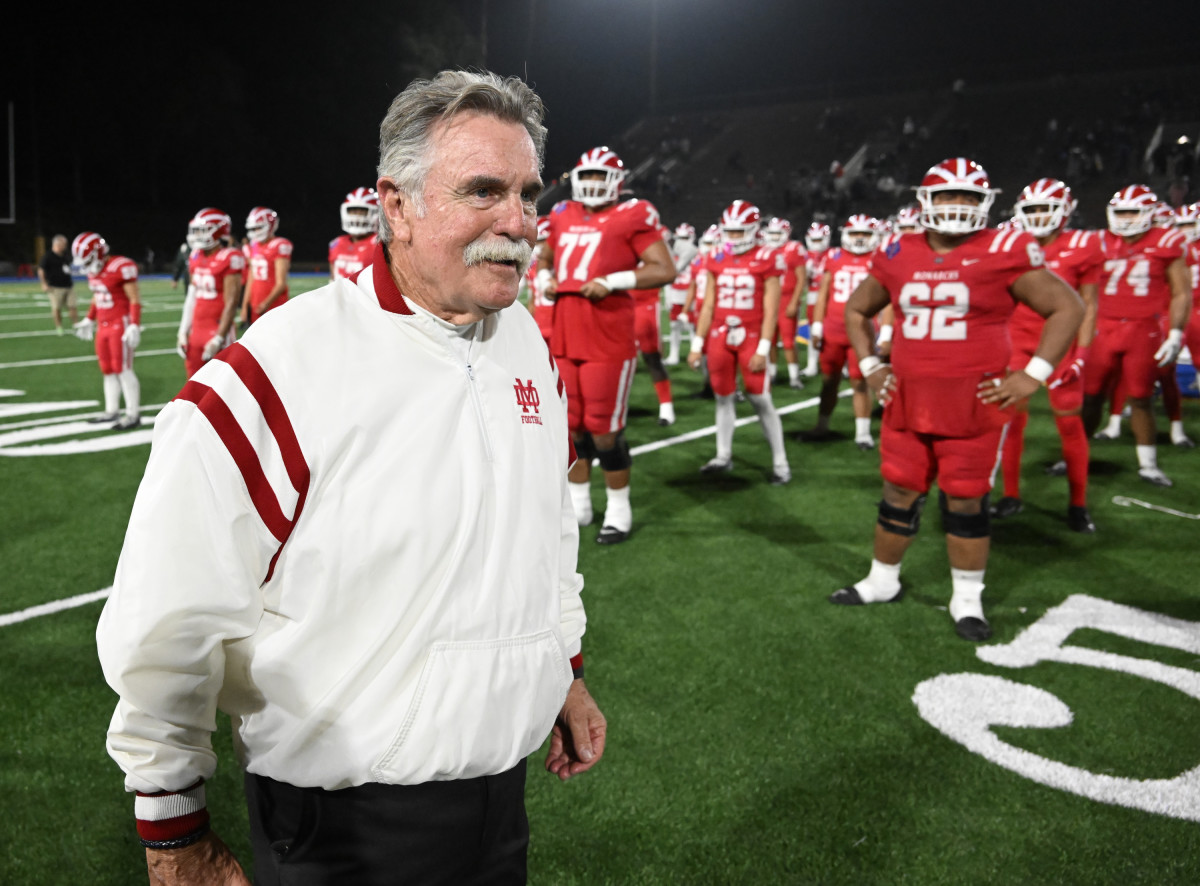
[558,356,637,435]
[95,318,134,375]
[819,338,863,380]
[705,330,769,397]
[881,424,1006,499]
[634,299,661,355]
[1085,316,1163,400]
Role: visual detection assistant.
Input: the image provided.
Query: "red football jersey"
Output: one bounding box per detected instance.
[1184,240,1199,294]
[329,234,377,280]
[773,240,808,300]
[1097,227,1187,321]
[818,248,873,344]
[548,197,665,362]
[245,236,294,311]
[806,250,828,299]
[868,229,1044,377]
[189,247,245,327]
[701,245,784,331]
[1010,228,1104,341]
[86,256,138,322]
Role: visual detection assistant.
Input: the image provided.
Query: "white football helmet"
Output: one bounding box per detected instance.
[1174,202,1200,242]
[1013,179,1075,238]
[71,232,109,276]
[804,222,830,252]
[673,222,696,244]
[570,147,625,208]
[341,187,379,237]
[763,217,792,248]
[245,206,279,243]
[840,214,881,255]
[187,208,232,251]
[720,200,761,254]
[1106,185,1158,237]
[915,157,997,235]
[893,206,922,234]
[700,223,721,252]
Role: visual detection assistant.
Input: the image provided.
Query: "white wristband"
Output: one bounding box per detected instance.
[755,338,772,357]
[1023,356,1055,383]
[877,324,894,343]
[810,321,824,339]
[690,335,705,354]
[859,355,885,376]
[1166,329,1183,346]
[601,270,638,292]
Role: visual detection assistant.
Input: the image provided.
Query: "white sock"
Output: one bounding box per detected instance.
[855,417,871,439]
[102,374,121,415]
[1104,413,1122,435]
[949,569,986,623]
[768,362,778,380]
[853,558,902,602]
[659,401,676,423]
[1136,445,1158,470]
[715,395,736,460]
[667,321,682,361]
[787,362,800,383]
[569,481,593,526]
[119,370,140,419]
[748,393,787,468]
[602,484,632,532]
[806,346,818,374]
[1170,420,1188,442]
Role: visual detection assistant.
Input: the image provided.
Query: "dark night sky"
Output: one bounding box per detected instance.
[3,0,1192,262]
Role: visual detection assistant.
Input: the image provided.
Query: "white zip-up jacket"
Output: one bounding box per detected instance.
[98,254,586,794]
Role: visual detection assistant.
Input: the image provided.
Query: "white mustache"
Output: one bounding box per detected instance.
[463,237,533,276]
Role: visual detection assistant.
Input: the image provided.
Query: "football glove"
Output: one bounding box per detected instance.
[176,333,188,359]
[202,334,225,361]
[73,318,96,341]
[1154,330,1183,367]
[1049,357,1084,390]
[121,323,141,349]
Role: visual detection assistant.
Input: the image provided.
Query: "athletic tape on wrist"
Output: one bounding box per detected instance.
[601,270,638,292]
[1024,356,1055,383]
[858,355,885,376]
[690,335,705,354]
[754,338,772,357]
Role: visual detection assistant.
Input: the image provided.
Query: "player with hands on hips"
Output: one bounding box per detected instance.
[831,158,1083,642]
[72,232,143,430]
[688,201,792,484]
[540,146,677,544]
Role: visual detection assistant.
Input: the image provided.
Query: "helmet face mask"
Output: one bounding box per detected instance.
[341,187,380,237]
[840,214,880,255]
[570,147,625,208]
[71,232,109,276]
[804,222,830,252]
[916,158,996,235]
[894,206,922,234]
[1014,179,1074,237]
[1174,202,1200,242]
[720,200,761,254]
[245,206,279,244]
[700,224,722,251]
[763,217,791,248]
[673,223,696,245]
[187,208,232,252]
[1106,185,1158,237]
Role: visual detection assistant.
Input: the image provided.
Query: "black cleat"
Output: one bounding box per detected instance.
[1067,505,1096,534]
[699,457,733,474]
[828,585,903,606]
[595,525,630,545]
[768,467,792,486]
[113,415,141,431]
[990,496,1024,518]
[88,412,120,424]
[1044,460,1067,477]
[954,616,992,642]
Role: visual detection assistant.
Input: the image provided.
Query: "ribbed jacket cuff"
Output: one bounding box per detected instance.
[135,780,210,847]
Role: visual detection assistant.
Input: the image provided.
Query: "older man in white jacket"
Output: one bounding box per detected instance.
[97,70,606,886]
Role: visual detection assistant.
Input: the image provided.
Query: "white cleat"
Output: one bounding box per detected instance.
[1138,467,1173,487]
[658,402,676,426]
[769,466,792,485]
[855,436,875,451]
[1172,434,1195,449]
[1093,428,1119,441]
[700,457,733,474]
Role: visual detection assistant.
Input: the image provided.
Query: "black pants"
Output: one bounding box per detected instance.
[245,761,529,886]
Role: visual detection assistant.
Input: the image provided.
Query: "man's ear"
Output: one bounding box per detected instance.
[377,178,413,244]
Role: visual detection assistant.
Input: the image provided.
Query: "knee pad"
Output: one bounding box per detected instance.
[939,491,991,538]
[595,430,633,471]
[877,495,926,536]
[573,432,597,463]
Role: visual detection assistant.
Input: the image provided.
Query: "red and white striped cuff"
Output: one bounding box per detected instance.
[134,780,210,846]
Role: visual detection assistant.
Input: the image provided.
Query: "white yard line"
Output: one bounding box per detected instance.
[0,348,179,368]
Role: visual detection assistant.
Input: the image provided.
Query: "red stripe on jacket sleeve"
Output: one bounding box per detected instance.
[176,381,292,543]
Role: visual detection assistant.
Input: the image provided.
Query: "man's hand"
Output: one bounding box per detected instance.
[176,333,189,360]
[748,353,767,374]
[1049,356,1084,390]
[580,279,611,301]
[865,364,894,405]
[202,334,225,361]
[977,371,1038,410]
[146,830,250,886]
[545,679,606,782]
[784,301,798,320]
[1155,330,1183,368]
[74,318,96,341]
[122,324,141,349]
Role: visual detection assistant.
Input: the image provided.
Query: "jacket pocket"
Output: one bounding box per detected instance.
[370,630,570,784]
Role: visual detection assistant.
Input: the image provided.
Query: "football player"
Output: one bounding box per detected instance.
[538,147,677,544]
[1082,185,1192,485]
[241,207,293,325]
[71,232,143,430]
[179,208,244,379]
[992,179,1103,531]
[765,217,810,388]
[687,201,791,484]
[521,215,554,342]
[329,187,380,280]
[630,223,677,426]
[800,221,831,378]
[664,223,698,365]
[1178,202,1200,410]
[830,158,1083,641]
[807,214,883,449]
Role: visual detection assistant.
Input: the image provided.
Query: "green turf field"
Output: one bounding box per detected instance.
[2,276,1199,884]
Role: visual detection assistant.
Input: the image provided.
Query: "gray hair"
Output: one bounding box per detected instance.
[376,70,547,243]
